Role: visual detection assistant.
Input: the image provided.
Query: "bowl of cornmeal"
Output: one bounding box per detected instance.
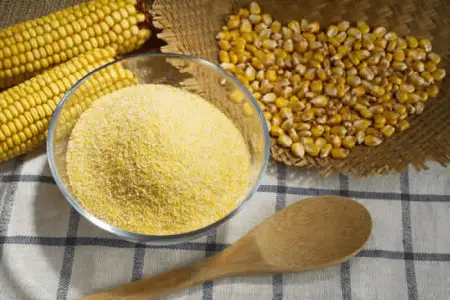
[47,53,270,245]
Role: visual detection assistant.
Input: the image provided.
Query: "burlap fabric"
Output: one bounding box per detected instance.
[151,0,450,176]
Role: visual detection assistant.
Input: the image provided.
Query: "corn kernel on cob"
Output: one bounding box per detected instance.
[0,47,137,162]
[0,0,150,88]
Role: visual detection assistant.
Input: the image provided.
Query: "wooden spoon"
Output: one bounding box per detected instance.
[81,196,372,300]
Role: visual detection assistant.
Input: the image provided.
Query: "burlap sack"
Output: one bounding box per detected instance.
[151,0,450,176]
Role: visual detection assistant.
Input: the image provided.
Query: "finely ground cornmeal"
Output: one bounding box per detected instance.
[66,84,251,235]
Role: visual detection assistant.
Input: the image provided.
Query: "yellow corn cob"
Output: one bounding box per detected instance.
[0,0,151,88]
[0,47,137,162]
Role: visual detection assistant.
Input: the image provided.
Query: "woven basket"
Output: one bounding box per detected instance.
[151,0,450,176]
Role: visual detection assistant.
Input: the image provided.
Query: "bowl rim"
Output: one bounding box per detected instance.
[47,52,270,244]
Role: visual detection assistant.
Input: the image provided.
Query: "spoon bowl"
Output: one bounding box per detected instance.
[218,196,371,274]
[81,196,372,300]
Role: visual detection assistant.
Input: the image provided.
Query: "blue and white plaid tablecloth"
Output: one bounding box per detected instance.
[0,149,449,300]
[1,1,450,298]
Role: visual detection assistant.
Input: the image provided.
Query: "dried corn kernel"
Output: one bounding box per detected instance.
[353,119,371,130]
[280,107,293,119]
[304,143,320,156]
[327,25,339,37]
[311,125,325,137]
[433,69,446,81]
[364,135,382,146]
[355,130,365,144]
[300,137,314,145]
[396,119,410,131]
[291,142,305,158]
[366,127,382,138]
[331,147,349,159]
[406,36,419,48]
[270,125,284,136]
[328,114,342,125]
[380,125,395,137]
[319,143,332,158]
[275,97,289,108]
[249,2,261,14]
[315,137,327,148]
[281,118,294,130]
[427,85,439,97]
[341,136,355,148]
[310,95,328,108]
[288,128,300,142]
[311,80,323,93]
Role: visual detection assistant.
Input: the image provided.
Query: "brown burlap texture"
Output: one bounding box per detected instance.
[152,0,450,176]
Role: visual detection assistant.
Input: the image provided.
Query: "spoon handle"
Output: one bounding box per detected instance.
[79,259,219,300]
[79,237,264,300]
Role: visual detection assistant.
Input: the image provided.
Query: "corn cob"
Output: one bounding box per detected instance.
[0,47,137,162]
[0,0,150,88]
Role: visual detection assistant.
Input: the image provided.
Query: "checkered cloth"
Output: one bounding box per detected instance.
[1,150,449,300]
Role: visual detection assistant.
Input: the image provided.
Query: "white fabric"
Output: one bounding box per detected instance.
[1,150,449,300]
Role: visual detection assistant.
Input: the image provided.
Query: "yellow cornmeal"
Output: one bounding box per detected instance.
[66,84,251,235]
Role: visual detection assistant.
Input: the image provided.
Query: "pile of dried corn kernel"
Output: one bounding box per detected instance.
[217,2,446,159]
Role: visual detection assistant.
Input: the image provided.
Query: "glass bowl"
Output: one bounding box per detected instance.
[47,53,270,245]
